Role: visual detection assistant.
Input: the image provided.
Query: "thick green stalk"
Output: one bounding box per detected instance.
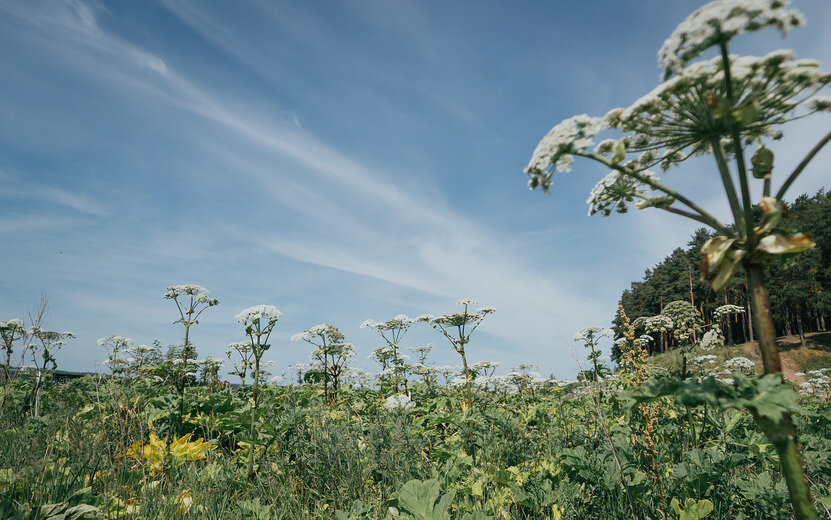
[710,139,746,236]
[745,263,781,374]
[178,322,191,434]
[746,262,816,520]
[248,353,261,478]
[459,346,473,409]
[719,42,757,245]
[775,429,817,520]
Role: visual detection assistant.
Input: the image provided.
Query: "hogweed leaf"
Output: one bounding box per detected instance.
[670,497,714,520]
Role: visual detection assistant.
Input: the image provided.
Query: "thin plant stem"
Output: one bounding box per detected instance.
[571,343,639,520]
[775,129,831,200]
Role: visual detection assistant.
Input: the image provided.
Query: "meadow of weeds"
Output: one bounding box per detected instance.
[1,351,829,519]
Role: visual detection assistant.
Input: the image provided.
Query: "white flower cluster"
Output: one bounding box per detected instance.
[425,302,497,329]
[472,361,501,375]
[617,51,830,163]
[383,393,414,411]
[409,344,433,354]
[700,328,725,350]
[724,356,756,374]
[525,115,607,191]
[659,0,805,79]
[586,170,659,216]
[29,328,76,346]
[410,363,438,376]
[714,304,746,319]
[97,335,134,353]
[228,339,254,352]
[807,95,831,113]
[291,323,343,342]
[795,369,830,397]
[643,315,674,334]
[124,344,158,357]
[196,357,225,367]
[0,319,25,337]
[235,305,283,326]
[573,326,614,342]
[163,284,218,305]
[690,354,718,372]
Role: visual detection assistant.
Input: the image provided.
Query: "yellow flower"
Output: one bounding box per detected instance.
[126,433,215,475]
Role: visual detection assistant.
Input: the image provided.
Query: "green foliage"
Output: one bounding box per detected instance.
[1,357,829,519]
[393,479,455,520]
[670,497,713,520]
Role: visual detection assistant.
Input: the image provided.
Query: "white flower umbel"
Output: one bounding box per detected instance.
[714,304,746,319]
[587,170,660,216]
[619,52,830,166]
[700,328,725,351]
[227,340,254,386]
[659,0,805,79]
[725,356,757,374]
[525,115,606,191]
[235,305,283,326]
[383,393,414,412]
[691,354,718,366]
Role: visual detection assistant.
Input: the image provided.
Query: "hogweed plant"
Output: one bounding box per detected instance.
[571,325,639,520]
[123,344,160,379]
[573,326,614,383]
[163,284,219,433]
[234,304,282,477]
[714,303,746,344]
[26,327,75,417]
[524,1,828,516]
[291,324,354,402]
[410,344,438,388]
[662,300,704,377]
[0,319,25,389]
[361,315,415,393]
[97,335,134,376]
[227,340,255,387]
[417,298,497,409]
[197,357,225,388]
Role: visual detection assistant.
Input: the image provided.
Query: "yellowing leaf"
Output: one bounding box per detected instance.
[756,233,815,255]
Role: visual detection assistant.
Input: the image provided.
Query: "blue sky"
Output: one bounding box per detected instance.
[1,0,829,378]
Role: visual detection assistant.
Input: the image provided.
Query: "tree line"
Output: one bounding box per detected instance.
[613,189,830,361]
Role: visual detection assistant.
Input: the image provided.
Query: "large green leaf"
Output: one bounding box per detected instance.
[396,479,455,520]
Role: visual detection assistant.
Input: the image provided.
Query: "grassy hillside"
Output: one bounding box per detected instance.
[648,331,831,383]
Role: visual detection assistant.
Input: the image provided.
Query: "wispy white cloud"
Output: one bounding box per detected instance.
[0,184,107,217]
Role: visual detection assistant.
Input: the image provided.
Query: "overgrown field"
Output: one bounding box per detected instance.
[2,356,830,520]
